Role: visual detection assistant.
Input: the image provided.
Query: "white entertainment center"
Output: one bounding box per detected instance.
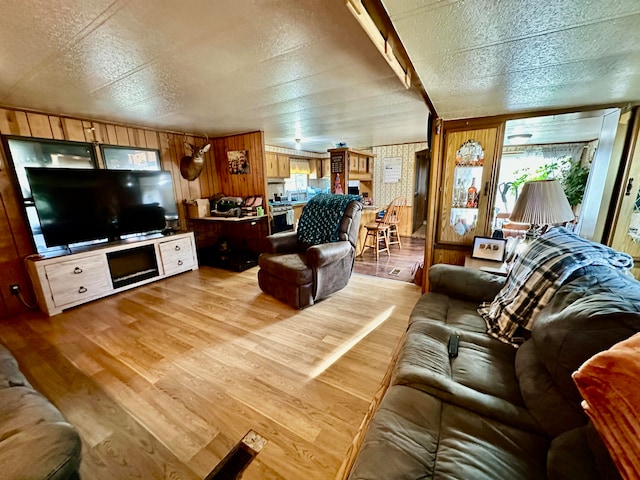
[26,231,198,316]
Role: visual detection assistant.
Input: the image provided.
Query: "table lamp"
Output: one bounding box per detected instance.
[509,179,575,241]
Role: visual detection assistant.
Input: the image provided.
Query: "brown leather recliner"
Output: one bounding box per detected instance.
[258,197,362,309]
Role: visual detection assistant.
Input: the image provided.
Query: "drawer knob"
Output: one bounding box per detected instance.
[74,267,83,274]
[78,286,87,294]
[178,260,183,266]
[174,245,181,251]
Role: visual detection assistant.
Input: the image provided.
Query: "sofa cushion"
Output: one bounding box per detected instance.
[348,385,548,480]
[408,292,487,333]
[529,266,640,405]
[547,425,616,480]
[513,265,640,443]
[0,386,68,431]
[428,264,506,303]
[515,340,586,437]
[1,422,82,480]
[0,385,82,479]
[392,316,540,432]
[547,422,622,480]
[258,252,312,285]
[0,346,30,389]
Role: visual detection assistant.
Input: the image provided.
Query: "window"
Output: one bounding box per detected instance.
[101,145,161,170]
[4,137,98,253]
[284,173,309,199]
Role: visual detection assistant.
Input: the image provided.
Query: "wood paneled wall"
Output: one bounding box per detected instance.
[0,107,266,318]
[210,131,266,200]
[432,247,467,267]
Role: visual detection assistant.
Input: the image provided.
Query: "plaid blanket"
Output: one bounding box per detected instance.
[478,227,634,345]
[297,193,360,245]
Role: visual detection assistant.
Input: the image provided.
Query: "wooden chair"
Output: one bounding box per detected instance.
[376,197,407,249]
[362,210,392,260]
[380,197,407,250]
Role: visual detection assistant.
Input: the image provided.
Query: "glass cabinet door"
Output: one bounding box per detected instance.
[439,127,498,245]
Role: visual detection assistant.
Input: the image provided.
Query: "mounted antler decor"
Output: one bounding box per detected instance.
[180,139,211,181]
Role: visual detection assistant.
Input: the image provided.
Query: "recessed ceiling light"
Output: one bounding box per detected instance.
[507,133,533,145]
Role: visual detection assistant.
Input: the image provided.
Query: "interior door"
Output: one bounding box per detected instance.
[413,149,429,233]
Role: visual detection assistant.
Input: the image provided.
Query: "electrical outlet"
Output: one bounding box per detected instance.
[9,284,20,296]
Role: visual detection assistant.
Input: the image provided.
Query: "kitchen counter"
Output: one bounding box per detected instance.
[188,214,267,222]
[186,215,269,271]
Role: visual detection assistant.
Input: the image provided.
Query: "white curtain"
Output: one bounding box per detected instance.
[289,159,311,174]
[539,143,586,164]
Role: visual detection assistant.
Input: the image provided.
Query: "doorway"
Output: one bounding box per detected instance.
[493,108,621,240]
[412,149,430,237]
[353,148,428,284]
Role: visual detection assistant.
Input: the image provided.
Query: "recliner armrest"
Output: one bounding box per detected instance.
[307,241,351,268]
[428,264,506,302]
[264,231,298,253]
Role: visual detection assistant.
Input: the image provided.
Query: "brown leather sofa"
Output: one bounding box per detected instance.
[258,197,362,309]
[345,261,640,480]
[0,344,82,479]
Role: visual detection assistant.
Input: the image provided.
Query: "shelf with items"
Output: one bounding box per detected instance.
[327,147,375,193]
[451,166,483,210]
[438,128,499,245]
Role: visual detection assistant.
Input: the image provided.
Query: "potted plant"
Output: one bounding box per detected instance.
[511,157,589,208]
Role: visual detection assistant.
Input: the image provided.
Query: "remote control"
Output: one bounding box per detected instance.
[448,334,460,358]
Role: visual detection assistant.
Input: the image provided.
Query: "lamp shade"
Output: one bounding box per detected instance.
[510,180,575,225]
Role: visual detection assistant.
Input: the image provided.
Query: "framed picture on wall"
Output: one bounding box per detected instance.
[471,236,507,262]
[227,150,250,174]
[101,145,161,171]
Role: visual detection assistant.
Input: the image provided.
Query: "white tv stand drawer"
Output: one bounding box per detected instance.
[159,236,196,275]
[45,254,112,307]
[27,231,198,316]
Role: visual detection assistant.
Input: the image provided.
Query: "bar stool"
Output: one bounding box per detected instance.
[376,197,406,250]
[362,220,390,260]
[362,205,397,260]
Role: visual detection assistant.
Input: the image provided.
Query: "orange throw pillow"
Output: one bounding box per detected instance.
[572,332,640,480]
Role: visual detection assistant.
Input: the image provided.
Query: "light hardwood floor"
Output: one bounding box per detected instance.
[0,266,422,480]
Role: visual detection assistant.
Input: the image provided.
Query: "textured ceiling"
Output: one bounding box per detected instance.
[382,0,640,119]
[1,1,638,154]
[0,0,428,152]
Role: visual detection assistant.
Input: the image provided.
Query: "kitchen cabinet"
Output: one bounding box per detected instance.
[265,152,291,178]
[348,152,370,175]
[266,152,278,177]
[277,154,290,178]
[321,158,331,178]
[438,127,499,245]
[309,159,319,179]
[349,153,360,173]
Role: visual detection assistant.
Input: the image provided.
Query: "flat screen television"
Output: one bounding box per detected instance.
[25,168,179,248]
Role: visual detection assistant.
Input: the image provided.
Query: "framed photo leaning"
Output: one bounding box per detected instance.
[471,236,507,262]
